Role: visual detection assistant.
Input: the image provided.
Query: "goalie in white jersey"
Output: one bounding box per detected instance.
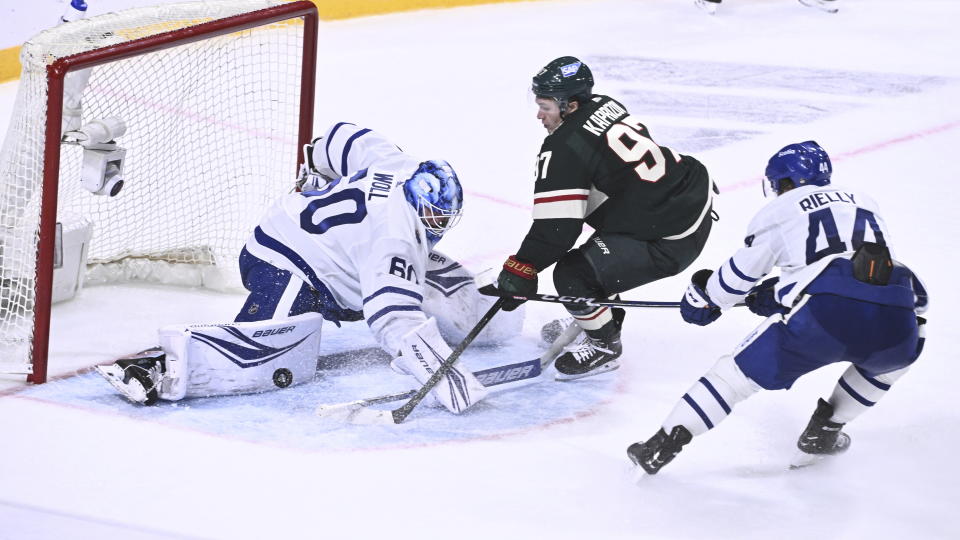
[626,141,928,473]
[96,123,514,414]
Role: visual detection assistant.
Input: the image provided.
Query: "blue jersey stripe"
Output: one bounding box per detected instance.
[367,304,422,326]
[340,128,372,179]
[728,259,760,283]
[363,286,423,305]
[682,394,714,429]
[839,378,875,406]
[718,267,750,296]
[325,122,354,176]
[698,377,731,414]
[253,226,327,293]
[776,282,796,302]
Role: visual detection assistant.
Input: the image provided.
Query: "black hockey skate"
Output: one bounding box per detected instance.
[627,425,693,475]
[95,347,166,405]
[554,332,622,381]
[790,398,851,469]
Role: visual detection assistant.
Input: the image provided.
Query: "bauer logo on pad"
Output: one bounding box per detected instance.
[560,61,582,77]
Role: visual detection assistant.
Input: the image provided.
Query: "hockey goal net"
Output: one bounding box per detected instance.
[0,0,318,383]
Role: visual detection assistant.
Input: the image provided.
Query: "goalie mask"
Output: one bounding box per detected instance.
[763,140,832,197]
[403,160,464,246]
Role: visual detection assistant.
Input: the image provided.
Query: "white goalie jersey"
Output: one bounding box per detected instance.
[243,123,432,354]
[706,184,892,309]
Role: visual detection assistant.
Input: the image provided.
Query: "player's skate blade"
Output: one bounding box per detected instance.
[790,430,851,469]
[694,0,720,15]
[555,360,620,381]
[798,0,838,13]
[789,450,826,469]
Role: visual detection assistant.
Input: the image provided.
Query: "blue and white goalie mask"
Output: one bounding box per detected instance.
[763,140,832,198]
[403,160,464,246]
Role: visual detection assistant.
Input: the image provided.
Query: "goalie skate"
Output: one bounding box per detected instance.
[95,347,166,405]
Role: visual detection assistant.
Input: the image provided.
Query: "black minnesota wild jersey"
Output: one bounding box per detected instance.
[516,95,712,271]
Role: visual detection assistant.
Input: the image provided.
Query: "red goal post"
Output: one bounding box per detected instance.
[0,1,318,383]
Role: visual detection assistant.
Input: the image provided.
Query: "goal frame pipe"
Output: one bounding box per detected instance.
[30,1,318,383]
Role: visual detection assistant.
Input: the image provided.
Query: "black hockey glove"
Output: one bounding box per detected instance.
[680,269,722,326]
[497,255,538,312]
[745,277,789,317]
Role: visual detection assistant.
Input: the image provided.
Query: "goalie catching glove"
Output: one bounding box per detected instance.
[390,317,488,414]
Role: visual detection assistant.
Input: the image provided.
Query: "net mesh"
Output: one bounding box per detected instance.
[0,1,308,375]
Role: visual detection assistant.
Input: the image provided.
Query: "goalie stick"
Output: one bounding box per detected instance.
[317,298,506,424]
[315,357,541,421]
[315,304,583,424]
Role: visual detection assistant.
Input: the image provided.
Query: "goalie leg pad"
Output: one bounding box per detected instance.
[390,317,489,414]
[158,313,323,400]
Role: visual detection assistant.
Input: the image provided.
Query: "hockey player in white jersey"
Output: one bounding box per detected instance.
[97,123,512,414]
[626,141,928,473]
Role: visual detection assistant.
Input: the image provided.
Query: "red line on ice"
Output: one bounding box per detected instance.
[721,120,960,193]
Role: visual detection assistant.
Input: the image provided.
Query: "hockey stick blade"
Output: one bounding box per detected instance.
[315,357,544,421]
[539,320,583,369]
[315,390,417,422]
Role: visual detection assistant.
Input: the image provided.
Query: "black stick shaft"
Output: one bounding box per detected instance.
[478,284,681,308]
[390,298,506,423]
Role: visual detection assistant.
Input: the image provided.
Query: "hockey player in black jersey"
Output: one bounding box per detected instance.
[497,56,715,380]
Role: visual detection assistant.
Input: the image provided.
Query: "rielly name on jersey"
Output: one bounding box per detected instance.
[520,94,713,271]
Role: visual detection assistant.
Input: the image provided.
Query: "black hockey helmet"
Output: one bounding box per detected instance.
[532,56,594,112]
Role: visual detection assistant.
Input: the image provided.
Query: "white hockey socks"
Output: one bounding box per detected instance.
[662,355,760,436]
[827,364,909,424]
[391,317,488,414]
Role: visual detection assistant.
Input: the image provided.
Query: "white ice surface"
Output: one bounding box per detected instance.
[1,1,959,538]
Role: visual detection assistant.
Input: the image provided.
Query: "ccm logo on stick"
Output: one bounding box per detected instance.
[539,294,600,306]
